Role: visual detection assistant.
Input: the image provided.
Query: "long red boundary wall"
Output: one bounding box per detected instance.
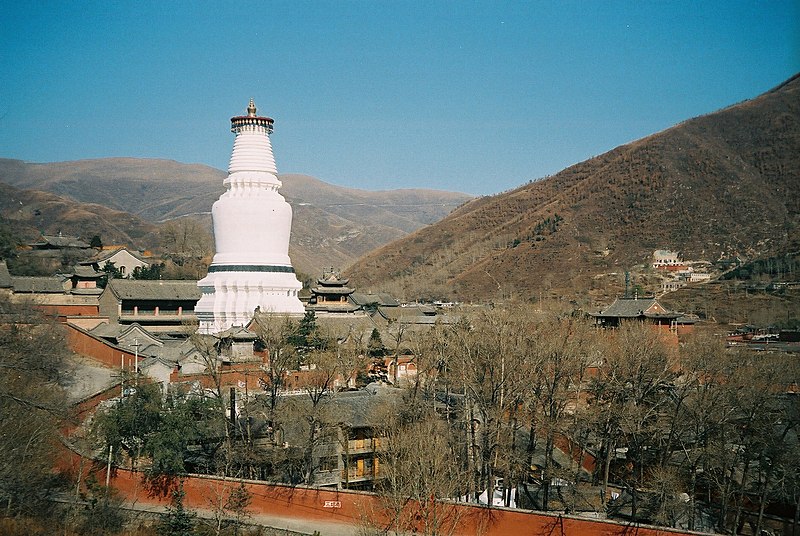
[57,448,703,536]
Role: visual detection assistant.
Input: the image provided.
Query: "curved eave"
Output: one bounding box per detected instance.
[311,287,354,295]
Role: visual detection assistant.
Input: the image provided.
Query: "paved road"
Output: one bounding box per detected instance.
[124,497,363,536]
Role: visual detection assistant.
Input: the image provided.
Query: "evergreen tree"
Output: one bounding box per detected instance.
[157,484,196,536]
[368,328,385,357]
[101,261,125,285]
[132,262,165,280]
[289,310,326,358]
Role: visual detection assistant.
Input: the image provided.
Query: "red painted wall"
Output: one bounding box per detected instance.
[66,323,136,369]
[37,303,99,319]
[57,449,698,536]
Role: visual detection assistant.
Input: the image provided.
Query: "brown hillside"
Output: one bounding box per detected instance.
[0,182,158,249]
[346,74,800,305]
[0,159,471,274]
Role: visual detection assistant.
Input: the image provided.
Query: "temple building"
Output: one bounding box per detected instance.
[307,269,358,314]
[589,296,696,336]
[196,100,305,333]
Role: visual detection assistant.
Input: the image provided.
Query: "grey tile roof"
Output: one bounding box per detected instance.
[316,273,351,286]
[272,387,403,431]
[35,235,91,248]
[592,297,679,318]
[71,265,103,278]
[70,287,103,296]
[330,388,403,428]
[312,286,354,295]
[11,276,68,293]
[89,323,125,339]
[83,248,149,264]
[216,325,258,341]
[154,339,199,364]
[108,279,201,301]
[349,292,400,307]
[313,315,379,338]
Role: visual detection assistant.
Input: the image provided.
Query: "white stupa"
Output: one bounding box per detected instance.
[196,99,305,334]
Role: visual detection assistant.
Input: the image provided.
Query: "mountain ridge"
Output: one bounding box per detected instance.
[0,158,472,275]
[346,74,800,304]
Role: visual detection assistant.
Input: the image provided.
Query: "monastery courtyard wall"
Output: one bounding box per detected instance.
[58,447,703,536]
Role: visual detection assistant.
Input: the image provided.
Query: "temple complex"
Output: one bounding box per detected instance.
[196,100,305,333]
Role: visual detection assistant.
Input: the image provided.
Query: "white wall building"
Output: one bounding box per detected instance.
[87,248,149,278]
[196,100,305,333]
[652,249,682,267]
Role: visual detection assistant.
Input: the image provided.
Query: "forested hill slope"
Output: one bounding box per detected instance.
[346,74,800,304]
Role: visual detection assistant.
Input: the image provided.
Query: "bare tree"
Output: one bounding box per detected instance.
[299,345,340,484]
[369,406,468,536]
[337,326,368,390]
[250,313,298,442]
[204,480,252,536]
[0,297,70,517]
[159,218,212,263]
[523,315,595,511]
[445,305,530,505]
[588,322,675,515]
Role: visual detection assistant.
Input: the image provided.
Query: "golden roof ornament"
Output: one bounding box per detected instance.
[247,98,257,117]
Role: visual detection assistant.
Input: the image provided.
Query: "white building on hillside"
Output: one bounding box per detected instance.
[196,99,304,334]
[652,249,681,268]
[81,248,149,278]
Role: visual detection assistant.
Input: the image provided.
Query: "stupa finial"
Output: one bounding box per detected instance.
[247,98,257,117]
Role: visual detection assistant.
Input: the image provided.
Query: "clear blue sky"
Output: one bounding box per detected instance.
[1,1,797,195]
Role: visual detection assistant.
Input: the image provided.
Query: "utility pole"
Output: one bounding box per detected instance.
[132,338,141,386]
[105,445,113,490]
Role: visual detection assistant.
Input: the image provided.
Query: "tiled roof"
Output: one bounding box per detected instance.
[314,315,379,339]
[275,387,403,431]
[592,297,679,319]
[307,303,361,313]
[71,265,103,278]
[108,279,201,301]
[11,276,67,293]
[312,286,354,295]
[35,235,91,248]
[89,323,124,339]
[316,273,350,286]
[70,287,103,296]
[87,248,148,264]
[216,325,258,341]
[349,292,400,307]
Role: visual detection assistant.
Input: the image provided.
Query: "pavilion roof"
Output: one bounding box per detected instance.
[590,297,680,319]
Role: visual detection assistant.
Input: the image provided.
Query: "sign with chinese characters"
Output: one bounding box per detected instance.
[323,500,342,509]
